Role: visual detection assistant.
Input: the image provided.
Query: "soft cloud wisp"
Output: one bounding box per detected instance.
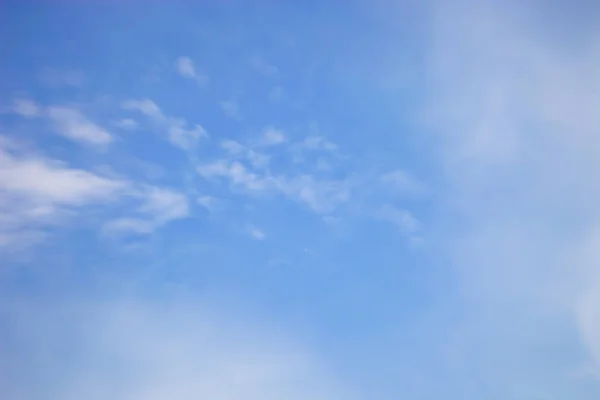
[0,298,352,400]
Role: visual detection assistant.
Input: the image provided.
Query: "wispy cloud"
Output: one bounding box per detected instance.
[11,99,113,146]
[248,224,266,240]
[260,127,287,146]
[175,56,208,85]
[46,106,113,146]
[375,204,419,235]
[380,169,425,197]
[168,123,207,150]
[246,149,270,169]
[219,139,271,170]
[197,128,422,242]
[121,99,208,150]
[197,195,219,213]
[197,157,351,214]
[122,99,163,119]
[196,130,426,228]
[0,298,352,400]
[13,99,40,118]
[113,118,138,130]
[289,136,341,165]
[302,136,338,152]
[220,139,245,155]
[0,136,192,245]
[420,0,600,388]
[137,187,190,224]
[220,99,241,119]
[0,136,126,248]
[103,187,189,236]
[277,175,351,214]
[198,160,272,193]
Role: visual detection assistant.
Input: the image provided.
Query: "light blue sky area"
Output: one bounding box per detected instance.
[1,1,600,399]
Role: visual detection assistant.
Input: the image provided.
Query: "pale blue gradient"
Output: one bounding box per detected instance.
[1,1,600,399]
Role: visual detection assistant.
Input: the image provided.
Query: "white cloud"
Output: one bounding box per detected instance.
[418,0,600,389]
[0,136,191,245]
[197,159,231,178]
[168,122,207,150]
[219,140,270,169]
[10,100,113,147]
[248,224,266,240]
[375,204,419,235]
[101,218,155,235]
[103,187,189,236]
[277,175,351,214]
[114,118,138,130]
[221,139,245,155]
[121,99,207,150]
[46,106,113,146]
[46,107,113,145]
[0,298,352,400]
[197,195,218,212]
[13,99,40,118]
[0,158,125,207]
[198,160,272,193]
[260,127,286,146]
[246,150,270,169]
[175,56,208,85]
[197,157,351,214]
[196,131,420,241]
[288,135,341,167]
[302,136,338,152]
[175,56,196,77]
[138,187,189,224]
[0,229,47,252]
[380,169,424,197]
[220,99,240,119]
[122,99,163,119]
[0,138,127,248]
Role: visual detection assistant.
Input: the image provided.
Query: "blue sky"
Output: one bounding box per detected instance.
[1,1,600,399]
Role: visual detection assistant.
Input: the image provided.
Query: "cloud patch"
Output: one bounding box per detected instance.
[0,137,126,248]
[248,224,266,240]
[0,136,191,246]
[198,157,352,214]
[11,99,112,147]
[220,99,241,119]
[418,0,600,388]
[13,99,40,118]
[380,169,425,197]
[197,195,219,213]
[113,118,138,130]
[103,187,189,236]
[0,298,353,400]
[122,99,207,150]
[375,204,420,236]
[46,106,113,146]
[175,56,208,85]
[260,127,287,146]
